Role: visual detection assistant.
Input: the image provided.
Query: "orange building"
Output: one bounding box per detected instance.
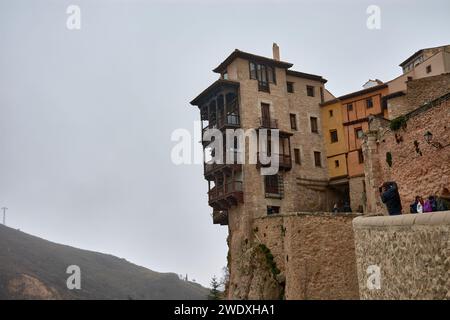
[321,83,388,211]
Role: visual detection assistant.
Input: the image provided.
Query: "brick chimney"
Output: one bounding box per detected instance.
[272,43,280,61]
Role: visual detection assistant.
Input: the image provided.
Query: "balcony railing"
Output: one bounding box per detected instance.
[259,117,278,129]
[202,115,240,137]
[257,153,292,170]
[218,114,240,128]
[208,181,243,203]
[258,81,270,93]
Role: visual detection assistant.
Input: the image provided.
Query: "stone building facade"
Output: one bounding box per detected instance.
[387,73,450,119]
[190,45,350,299]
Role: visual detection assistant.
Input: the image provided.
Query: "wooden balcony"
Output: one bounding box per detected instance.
[208,181,243,210]
[204,162,242,178]
[212,210,228,225]
[257,153,292,171]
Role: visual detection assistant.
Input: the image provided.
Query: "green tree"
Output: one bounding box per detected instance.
[208,275,221,300]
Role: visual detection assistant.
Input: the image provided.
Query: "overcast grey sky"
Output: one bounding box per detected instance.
[0,0,449,287]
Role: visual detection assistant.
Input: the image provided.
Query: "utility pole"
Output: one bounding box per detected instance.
[1,207,7,225]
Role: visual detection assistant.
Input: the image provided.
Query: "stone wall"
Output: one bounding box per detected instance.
[388,73,450,119]
[227,212,360,300]
[353,211,450,299]
[363,94,450,214]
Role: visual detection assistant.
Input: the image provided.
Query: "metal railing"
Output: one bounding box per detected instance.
[257,153,292,168]
[259,117,278,129]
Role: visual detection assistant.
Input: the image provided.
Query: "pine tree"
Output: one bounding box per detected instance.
[208,275,221,300]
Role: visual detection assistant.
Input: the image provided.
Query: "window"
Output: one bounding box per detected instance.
[249,62,257,79]
[366,98,373,108]
[330,130,338,143]
[294,148,301,164]
[320,87,324,103]
[256,64,269,92]
[265,175,280,195]
[335,160,340,168]
[222,71,228,80]
[355,128,363,139]
[290,114,297,130]
[261,103,271,128]
[347,103,353,111]
[267,66,275,84]
[249,61,276,92]
[314,151,322,167]
[358,149,364,163]
[267,206,280,215]
[329,110,333,117]
[426,65,432,74]
[310,117,318,133]
[407,76,413,81]
[306,85,315,97]
[287,82,294,93]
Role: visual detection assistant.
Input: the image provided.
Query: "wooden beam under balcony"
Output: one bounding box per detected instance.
[212,210,228,225]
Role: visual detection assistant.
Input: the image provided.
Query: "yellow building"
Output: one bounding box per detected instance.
[320,99,348,179]
[320,99,350,207]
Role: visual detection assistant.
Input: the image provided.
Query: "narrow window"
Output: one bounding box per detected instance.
[358,149,364,163]
[306,85,315,97]
[355,128,364,139]
[287,82,294,93]
[267,206,280,215]
[330,130,338,143]
[366,98,373,108]
[426,65,432,73]
[335,160,340,168]
[329,110,333,117]
[267,66,276,84]
[347,103,353,111]
[249,62,257,79]
[290,114,297,130]
[310,117,318,133]
[320,87,324,103]
[314,151,322,167]
[265,175,280,195]
[294,148,301,164]
[261,103,271,128]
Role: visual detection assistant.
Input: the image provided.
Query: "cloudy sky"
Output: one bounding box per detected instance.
[0,0,448,287]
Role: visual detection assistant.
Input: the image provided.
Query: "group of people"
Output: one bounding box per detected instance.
[410,195,448,213]
[380,181,449,215]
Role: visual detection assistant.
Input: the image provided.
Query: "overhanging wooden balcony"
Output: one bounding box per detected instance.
[204,162,242,178]
[203,151,243,179]
[208,181,243,210]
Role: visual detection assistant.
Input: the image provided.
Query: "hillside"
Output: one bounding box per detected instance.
[0,224,208,300]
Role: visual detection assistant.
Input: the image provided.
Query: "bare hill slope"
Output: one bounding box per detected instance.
[0,224,208,300]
